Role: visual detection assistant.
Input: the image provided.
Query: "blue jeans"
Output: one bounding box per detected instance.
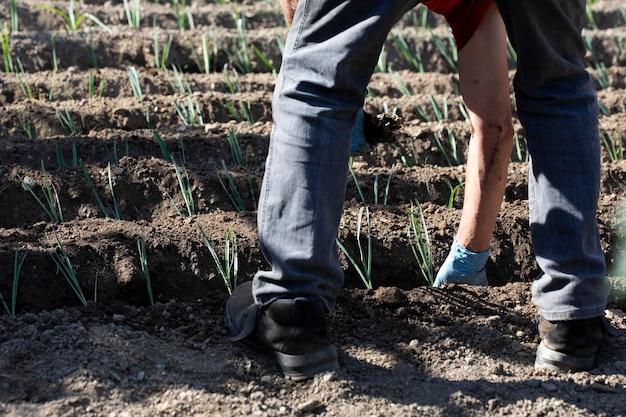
[495,0,610,320]
[253,0,610,320]
[253,0,421,311]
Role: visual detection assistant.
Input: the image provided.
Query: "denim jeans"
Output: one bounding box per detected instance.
[495,0,610,320]
[253,0,610,320]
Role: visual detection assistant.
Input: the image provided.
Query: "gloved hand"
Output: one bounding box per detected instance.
[350,108,369,156]
[433,237,490,287]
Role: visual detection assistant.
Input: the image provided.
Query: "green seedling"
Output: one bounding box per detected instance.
[51,34,58,72]
[225,129,257,208]
[601,126,624,161]
[123,0,141,28]
[448,181,464,208]
[20,113,33,139]
[430,28,458,73]
[390,27,424,73]
[153,130,172,162]
[55,107,78,135]
[10,0,18,32]
[433,128,460,167]
[136,232,154,305]
[80,160,117,219]
[127,66,143,97]
[37,0,112,34]
[349,157,366,203]
[215,160,246,212]
[45,231,87,306]
[407,201,434,286]
[173,96,204,126]
[0,248,27,316]
[374,166,395,206]
[2,23,14,73]
[153,29,173,69]
[198,224,239,295]
[21,162,64,223]
[336,206,373,289]
[168,156,195,217]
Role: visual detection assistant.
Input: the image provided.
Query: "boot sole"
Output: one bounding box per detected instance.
[275,345,339,381]
[534,341,595,372]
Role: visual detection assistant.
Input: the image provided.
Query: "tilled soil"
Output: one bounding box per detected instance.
[0,0,625,416]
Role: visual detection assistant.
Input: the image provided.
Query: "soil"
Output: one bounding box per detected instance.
[1,1,626,416]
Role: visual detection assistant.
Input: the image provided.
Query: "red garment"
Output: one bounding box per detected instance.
[422,0,492,51]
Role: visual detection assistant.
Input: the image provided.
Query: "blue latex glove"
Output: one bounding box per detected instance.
[350,108,368,156]
[433,237,490,287]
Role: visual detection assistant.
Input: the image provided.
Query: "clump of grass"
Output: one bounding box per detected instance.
[336,206,373,290]
[136,232,155,306]
[198,224,238,294]
[45,231,87,306]
[407,200,434,286]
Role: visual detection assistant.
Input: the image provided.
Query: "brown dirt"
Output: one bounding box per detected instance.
[1,1,625,416]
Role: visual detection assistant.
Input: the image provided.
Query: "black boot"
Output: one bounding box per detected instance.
[224,281,339,381]
[535,316,604,372]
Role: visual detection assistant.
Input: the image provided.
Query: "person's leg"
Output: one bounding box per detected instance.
[495,0,611,371]
[434,2,513,286]
[226,0,421,379]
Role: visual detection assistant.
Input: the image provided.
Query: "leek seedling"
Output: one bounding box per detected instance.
[215,160,246,212]
[16,59,33,99]
[37,0,112,34]
[407,201,434,286]
[55,107,78,135]
[0,248,27,316]
[172,156,195,216]
[349,157,366,203]
[390,28,423,73]
[1,23,14,73]
[448,182,464,208]
[20,114,33,139]
[430,29,458,73]
[153,130,172,162]
[513,131,529,162]
[80,160,114,218]
[21,162,64,223]
[127,66,143,97]
[336,206,373,290]
[198,224,238,295]
[136,233,154,305]
[173,96,203,126]
[601,126,624,161]
[123,0,141,28]
[153,29,173,69]
[251,42,274,72]
[172,0,187,30]
[46,232,87,306]
[106,163,121,219]
[10,0,18,32]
